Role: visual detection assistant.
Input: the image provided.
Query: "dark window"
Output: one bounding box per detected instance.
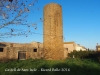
[33,49,37,52]
[66,48,68,51]
[0,48,3,52]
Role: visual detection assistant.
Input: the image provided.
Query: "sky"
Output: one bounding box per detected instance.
[0,0,100,50]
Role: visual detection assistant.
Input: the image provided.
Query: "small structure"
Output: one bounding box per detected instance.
[64,42,76,53]
[64,42,87,53]
[96,43,100,51]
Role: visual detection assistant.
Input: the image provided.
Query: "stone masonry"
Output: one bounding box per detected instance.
[43,3,64,60]
[0,42,43,60]
[0,3,66,61]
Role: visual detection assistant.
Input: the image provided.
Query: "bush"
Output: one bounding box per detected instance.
[68,50,100,62]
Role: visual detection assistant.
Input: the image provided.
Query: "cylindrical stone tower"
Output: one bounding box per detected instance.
[43,3,64,60]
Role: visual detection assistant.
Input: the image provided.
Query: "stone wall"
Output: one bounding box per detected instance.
[0,42,43,48]
[0,41,68,60]
[0,47,43,60]
[43,3,64,60]
[0,3,66,60]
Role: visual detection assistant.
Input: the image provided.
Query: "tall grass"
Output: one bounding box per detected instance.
[0,58,100,75]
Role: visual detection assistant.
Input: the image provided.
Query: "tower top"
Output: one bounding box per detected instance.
[44,2,61,8]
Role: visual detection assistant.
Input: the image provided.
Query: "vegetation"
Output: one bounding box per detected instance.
[0,50,100,75]
[0,58,100,75]
[68,50,100,62]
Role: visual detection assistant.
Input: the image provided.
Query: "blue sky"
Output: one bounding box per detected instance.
[1,0,100,50]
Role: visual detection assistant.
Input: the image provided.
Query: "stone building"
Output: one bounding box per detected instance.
[75,44,87,51]
[0,3,65,60]
[0,42,43,60]
[43,3,64,60]
[96,46,100,51]
[64,42,87,53]
[64,42,76,53]
[96,43,100,51]
[0,41,87,60]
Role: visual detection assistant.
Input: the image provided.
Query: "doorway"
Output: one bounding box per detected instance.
[18,51,26,60]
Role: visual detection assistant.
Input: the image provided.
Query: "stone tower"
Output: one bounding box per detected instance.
[43,3,64,60]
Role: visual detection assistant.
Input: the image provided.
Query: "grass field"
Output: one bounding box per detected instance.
[0,58,100,75]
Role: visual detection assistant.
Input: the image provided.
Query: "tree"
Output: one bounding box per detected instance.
[0,0,41,41]
[87,48,89,51]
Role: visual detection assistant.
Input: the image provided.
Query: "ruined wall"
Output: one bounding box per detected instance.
[0,42,43,48]
[0,47,43,60]
[0,41,44,60]
[43,3,64,60]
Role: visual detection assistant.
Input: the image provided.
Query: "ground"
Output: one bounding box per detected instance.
[0,58,100,75]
